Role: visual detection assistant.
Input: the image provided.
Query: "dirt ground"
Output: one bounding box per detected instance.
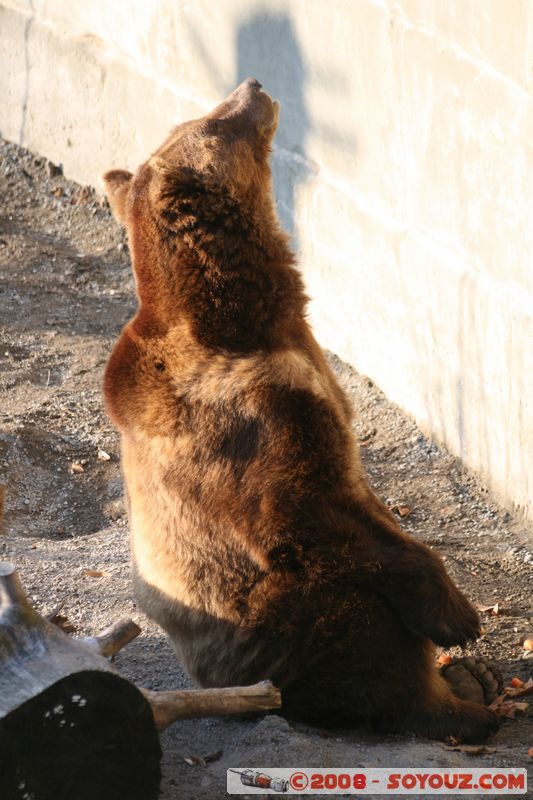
[1,138,532,799]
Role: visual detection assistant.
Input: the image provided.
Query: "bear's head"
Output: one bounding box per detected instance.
[103,78,279,227]
[102,79,303,352]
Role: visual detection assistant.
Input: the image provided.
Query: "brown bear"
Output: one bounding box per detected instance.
[102,78,498,741]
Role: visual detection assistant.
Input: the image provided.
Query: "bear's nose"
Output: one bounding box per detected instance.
[242,77,262,91]
[208,79,275,132]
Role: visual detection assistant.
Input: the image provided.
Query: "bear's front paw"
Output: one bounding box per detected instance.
[396,583,481,647]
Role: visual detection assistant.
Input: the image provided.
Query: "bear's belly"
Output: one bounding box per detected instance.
[125,470,285,684]
[122,433,252,617]
[128,493,256,620]
[132,562,294,688]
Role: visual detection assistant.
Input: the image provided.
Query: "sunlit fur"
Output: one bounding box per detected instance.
[102,80,497,741]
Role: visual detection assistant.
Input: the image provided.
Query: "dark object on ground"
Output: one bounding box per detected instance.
[0,562,162,800]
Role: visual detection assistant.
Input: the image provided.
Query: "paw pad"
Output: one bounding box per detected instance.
[440,656,503,705]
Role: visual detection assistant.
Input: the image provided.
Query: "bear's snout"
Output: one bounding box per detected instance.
[208,78,278,135]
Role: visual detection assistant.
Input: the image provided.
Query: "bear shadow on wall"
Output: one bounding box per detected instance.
[185,9,355,244]
[235,12,309,240]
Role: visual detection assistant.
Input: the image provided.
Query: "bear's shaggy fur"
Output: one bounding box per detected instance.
[103,79,497,741]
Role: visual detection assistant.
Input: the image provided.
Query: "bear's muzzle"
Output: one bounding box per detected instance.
[208,78,279,136]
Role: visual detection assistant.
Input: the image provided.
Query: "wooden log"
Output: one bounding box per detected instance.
[82,616,141,657]
[0,562,161,800]
[143,680,282,730]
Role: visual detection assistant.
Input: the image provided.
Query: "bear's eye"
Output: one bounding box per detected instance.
[154,360,166,372]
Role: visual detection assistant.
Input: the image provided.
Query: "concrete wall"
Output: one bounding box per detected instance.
[1,0,532,522]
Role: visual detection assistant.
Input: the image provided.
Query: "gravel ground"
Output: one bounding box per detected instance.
[0,138,532,799]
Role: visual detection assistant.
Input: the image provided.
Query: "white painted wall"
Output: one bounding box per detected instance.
[1,0,532,521]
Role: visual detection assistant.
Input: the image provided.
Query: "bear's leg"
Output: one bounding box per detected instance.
[351,506,481,647]
[388,649,500,742]
[379,554,481,648]
[281,597,497,743]
[288,647,498,742]
[402,681,499,742]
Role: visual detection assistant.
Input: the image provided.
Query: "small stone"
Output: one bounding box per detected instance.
[97,449,111,461]
[71,462,84,474]
[47,160,63,178]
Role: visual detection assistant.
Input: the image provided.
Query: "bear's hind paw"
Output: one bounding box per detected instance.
[440,656,503,706]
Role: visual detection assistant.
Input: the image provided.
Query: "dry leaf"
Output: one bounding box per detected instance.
[178,754,206,768]
[46,598,77,633]
[46,598,66,619]
[391,504,412,518]
[504,678,533,698]
[489,696,529,719]
[444,744,497,755]
[177,750,222,768]
[475,602,501,615]
[71,462,84,474]
[205,750,223,764]
[50,613,77,634]
[83,569,109,578]
[445,736,460,747]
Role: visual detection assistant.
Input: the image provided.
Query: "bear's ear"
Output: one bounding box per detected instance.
[148,157,195,188]
[101,169,133,224]
[148,157,203,201]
